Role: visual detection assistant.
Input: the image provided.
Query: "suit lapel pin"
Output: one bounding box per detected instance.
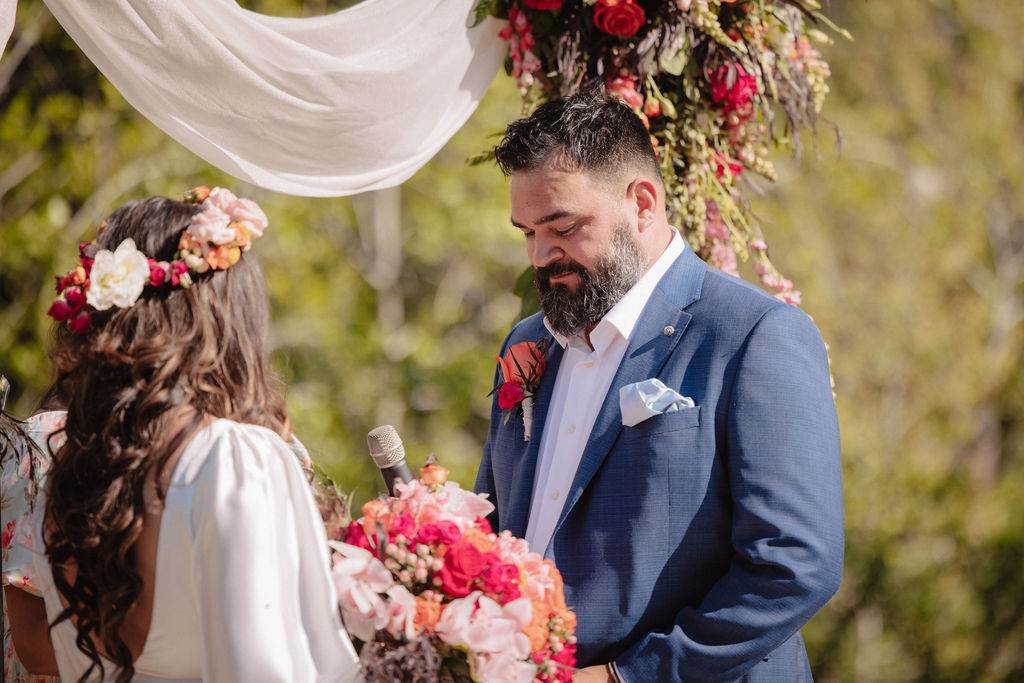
[663,326,675,336]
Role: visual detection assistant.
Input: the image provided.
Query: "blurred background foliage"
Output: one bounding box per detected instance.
[1,1,1021,681]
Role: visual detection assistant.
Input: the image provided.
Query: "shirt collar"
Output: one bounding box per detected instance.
[545,228,686,349]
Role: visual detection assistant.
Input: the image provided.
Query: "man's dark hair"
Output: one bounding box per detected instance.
[493,87,663,188]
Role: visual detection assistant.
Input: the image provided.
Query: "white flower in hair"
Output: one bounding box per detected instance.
[86,238,150,311]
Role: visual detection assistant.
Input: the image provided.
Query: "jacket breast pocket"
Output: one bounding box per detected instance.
[621,404,700,436]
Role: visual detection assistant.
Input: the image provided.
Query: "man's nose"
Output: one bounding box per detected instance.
[530,233,564,268]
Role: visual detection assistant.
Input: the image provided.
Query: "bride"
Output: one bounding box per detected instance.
[11,188,362,682]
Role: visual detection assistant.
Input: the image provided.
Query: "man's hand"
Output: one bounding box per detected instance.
[573,665,614,682]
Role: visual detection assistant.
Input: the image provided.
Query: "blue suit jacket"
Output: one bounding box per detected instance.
[475,247,843,682]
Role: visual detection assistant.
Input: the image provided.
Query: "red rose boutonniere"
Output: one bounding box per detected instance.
[490,338,552,441]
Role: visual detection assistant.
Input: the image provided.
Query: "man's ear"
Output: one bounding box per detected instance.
[629,177,659,232]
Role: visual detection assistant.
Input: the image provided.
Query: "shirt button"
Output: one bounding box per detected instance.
[583,361,595,368]
[567,424,575,434]
[551,490,560,501]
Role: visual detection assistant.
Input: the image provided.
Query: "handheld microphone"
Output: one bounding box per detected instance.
[366,425,413,496]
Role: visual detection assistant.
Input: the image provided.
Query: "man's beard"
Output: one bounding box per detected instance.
[535,222,649,338]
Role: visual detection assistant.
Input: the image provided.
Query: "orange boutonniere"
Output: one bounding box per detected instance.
[490,338,552,441]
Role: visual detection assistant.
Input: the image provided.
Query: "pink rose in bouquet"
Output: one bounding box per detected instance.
[329,462,577,682]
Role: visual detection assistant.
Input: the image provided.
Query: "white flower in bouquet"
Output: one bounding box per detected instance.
[330,542,395,641]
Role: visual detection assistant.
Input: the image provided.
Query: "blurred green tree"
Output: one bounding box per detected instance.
[750,3,1024,681]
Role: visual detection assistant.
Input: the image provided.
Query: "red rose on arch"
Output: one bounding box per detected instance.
[593,0,645,38]
[524,0,561,8]
[710,63,758,115]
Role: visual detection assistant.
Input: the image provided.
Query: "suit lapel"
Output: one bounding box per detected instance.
[503,338,563,538]
[548,250,706,550]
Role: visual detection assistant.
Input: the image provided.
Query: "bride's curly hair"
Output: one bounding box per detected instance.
[44,195,290,682]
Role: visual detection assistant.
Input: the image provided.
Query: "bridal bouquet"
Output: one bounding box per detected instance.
[475,0,847,304]
[329,461,577,682]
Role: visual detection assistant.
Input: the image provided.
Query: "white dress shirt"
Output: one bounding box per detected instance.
[525,229,686,554]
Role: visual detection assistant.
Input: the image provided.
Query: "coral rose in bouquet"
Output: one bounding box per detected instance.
[329,461,577,682]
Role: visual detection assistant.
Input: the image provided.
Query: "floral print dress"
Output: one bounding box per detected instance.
[1,410,65,683]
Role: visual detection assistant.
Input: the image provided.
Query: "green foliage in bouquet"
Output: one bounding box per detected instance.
[475,0,849,305]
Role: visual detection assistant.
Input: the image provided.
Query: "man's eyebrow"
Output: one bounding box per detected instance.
[510,210,573,229]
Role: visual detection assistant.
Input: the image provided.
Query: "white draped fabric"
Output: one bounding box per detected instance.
[0,0,13,58]
[1,0,506,196]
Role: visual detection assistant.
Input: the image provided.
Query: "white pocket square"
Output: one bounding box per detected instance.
[619,378,695,427]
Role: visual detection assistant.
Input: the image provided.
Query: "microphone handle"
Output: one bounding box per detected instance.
[380,461,414,496]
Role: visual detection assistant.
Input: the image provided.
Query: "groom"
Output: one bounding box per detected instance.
[475,90,844,682]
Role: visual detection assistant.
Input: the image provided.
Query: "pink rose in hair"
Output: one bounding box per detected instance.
[169,261,189,286]
[204,187,239,214]
[230,198,268,247]
[188,207,235,246]
[149,260,169,287]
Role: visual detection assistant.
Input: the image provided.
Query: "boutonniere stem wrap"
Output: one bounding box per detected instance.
[491,338,552,442]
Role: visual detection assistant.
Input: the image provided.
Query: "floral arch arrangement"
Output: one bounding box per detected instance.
[476,0,848,305]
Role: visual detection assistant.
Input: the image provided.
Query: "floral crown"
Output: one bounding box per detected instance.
[47,186,268,333]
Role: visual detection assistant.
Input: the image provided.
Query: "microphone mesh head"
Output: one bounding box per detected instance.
[367,425,405,468]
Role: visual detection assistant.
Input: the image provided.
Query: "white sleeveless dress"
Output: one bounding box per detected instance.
[30,419,362,682]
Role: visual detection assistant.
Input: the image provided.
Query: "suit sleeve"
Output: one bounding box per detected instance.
[614,304,844,682]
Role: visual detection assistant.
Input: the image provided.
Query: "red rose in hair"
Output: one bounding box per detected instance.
[63,286,86,307]
[593,0,645,38]
[148,259,168,287]
[47,299,75,321]
[524,0,561,8]
[68,311,91,333]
